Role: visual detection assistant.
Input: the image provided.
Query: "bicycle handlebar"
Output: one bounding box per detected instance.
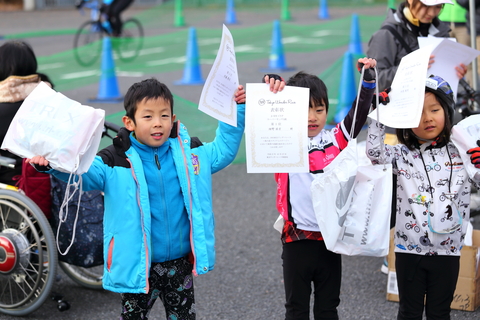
[457,78,480,118]
[459,78,480,105]
[102,121,121,139]
[0,156,16,169]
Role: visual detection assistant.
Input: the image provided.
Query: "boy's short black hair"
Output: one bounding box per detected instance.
[0,40,38,81]
[124,78,174,123]
[286,71,329,112]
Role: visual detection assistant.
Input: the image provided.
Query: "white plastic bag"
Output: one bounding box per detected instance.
[311,140,392,256]
[310,65,392,256]
[451,114,480,180]
[1,82,105,175]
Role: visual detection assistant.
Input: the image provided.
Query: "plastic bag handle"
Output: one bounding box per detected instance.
[349,66,388,169]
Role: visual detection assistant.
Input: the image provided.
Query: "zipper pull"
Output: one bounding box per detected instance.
[155,153,161,170]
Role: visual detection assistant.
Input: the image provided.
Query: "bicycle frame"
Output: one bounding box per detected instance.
[78,0,112,35]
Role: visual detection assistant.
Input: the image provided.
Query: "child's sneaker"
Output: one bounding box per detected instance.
[380,257,388,274]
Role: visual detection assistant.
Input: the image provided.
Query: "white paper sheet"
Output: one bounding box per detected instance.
[198,24,239,126]
[419,37,480,97]
[368,46,431,128]
[245,84,309,173]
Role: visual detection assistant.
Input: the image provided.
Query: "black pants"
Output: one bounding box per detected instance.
[282,240,341,320]
[120,256,195,320]
[106,0,133,36]
[395,253,459,320]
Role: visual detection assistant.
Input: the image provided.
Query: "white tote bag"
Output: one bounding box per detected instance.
[451,114,480,180]
[1,81,105,175]
[310,67,392,257]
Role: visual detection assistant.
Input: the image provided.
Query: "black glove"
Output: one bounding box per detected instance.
[357,62,376,82]
[467,140,480,169]
[372,87,391,108]
[262,74,284,83]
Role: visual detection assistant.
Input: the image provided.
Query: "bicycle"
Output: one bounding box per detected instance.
[0,121,120,316]
[73,0,144,67]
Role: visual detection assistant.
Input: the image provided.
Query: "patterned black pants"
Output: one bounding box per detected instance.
[120,256,195,320]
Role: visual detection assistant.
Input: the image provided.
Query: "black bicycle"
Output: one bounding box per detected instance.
[455,78,480,120]
[73,0,144,67]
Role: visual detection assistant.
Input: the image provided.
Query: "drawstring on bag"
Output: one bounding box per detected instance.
[351,66,388,171]
[56,171,83,256]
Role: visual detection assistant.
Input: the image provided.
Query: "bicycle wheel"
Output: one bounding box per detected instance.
[74,20,104,67]
[0,189,57,316]
[116,18,144,62]
[59,261,103,290]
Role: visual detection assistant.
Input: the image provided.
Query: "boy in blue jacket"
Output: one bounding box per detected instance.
[28,78,246,319]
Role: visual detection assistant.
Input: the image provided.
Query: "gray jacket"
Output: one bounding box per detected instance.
[366,3,451,91]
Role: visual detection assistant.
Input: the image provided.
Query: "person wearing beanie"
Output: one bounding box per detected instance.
[366,75,480,319]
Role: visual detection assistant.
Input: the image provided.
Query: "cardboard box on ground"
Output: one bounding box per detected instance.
[386,229,480,311]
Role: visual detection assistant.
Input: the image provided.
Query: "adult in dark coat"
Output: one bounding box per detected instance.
[367,0,467,91]
[0,40,53,185]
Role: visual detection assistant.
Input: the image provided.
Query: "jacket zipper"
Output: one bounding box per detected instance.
[176,131,197,275]
[126,158,150,294]
[155,149,170,260]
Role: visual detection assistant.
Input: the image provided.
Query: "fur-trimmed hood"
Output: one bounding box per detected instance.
[0,75,42,103]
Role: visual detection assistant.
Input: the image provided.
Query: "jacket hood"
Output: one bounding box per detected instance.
[0,75,40,103]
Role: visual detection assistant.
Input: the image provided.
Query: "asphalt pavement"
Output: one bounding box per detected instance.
[1,3,480,320]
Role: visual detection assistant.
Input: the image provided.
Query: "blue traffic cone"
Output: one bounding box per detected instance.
[261,20,294,72]
[334,51,357,124]
[225,0,238,24]
[175,27,205,85]
[89,37,122,103]
[348,14,363,55]
[318,0,330,19]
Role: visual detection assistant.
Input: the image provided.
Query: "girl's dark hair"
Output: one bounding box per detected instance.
[124,78,174,123]
[0,41,38,81]
[286,71,329,112]
[396,93,452,150]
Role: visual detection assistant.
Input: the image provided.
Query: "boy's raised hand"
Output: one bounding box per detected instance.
[25,155,50,167]
[234,85,246,104]
[263,74,285,93]
[357,57,377,82]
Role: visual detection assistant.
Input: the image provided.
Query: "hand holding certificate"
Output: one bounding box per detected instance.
[368,46,430,128]
[198,25,239,127]
[369,39,480,129]
[245,83,309,173]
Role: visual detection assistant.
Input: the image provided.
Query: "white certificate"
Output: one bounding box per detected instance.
[419,36,480,97]
[198,24,239,127]
[245,84,309,173]
[429,38,480,97]
[368,46,431,128]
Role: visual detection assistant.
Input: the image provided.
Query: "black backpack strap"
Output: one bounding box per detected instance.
[381,24,412,54]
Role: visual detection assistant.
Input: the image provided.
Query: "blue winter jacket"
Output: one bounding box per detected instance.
[49,104,245,293]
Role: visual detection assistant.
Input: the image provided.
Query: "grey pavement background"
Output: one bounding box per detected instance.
[1,3,480,320]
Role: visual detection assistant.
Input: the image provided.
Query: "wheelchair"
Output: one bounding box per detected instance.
[0,121,120,316]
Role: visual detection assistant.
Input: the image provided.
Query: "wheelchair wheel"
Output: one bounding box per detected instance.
[0,189,57,316]
[73,20,104,66]
[59,261,103,290]
[116,18,144,62]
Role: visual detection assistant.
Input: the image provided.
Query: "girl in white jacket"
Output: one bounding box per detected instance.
[367,74,480,320]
